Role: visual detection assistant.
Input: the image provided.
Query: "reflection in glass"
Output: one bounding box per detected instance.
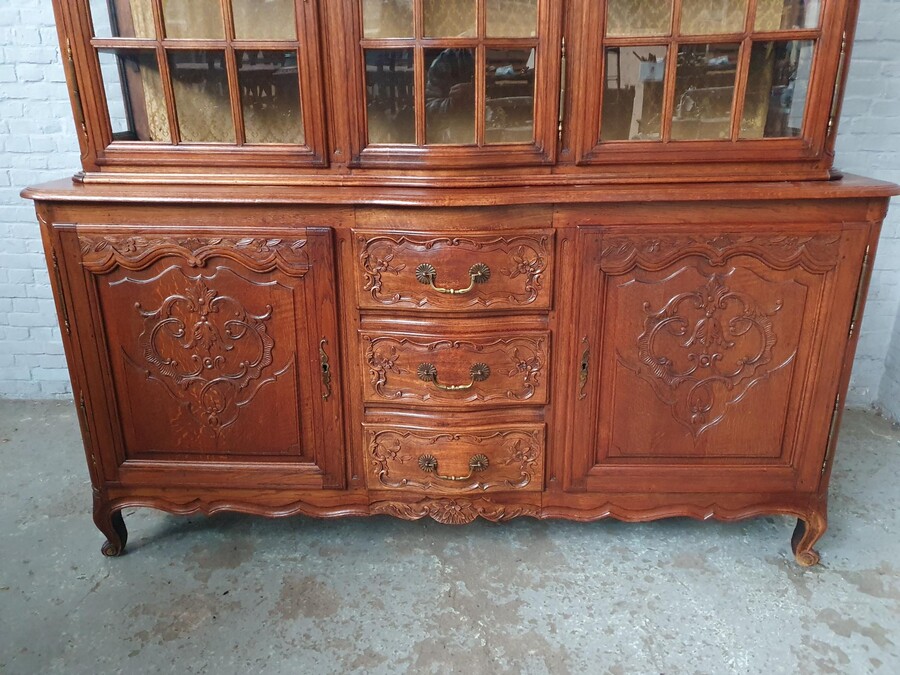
[169,50,235,143]
[423,0,476,38]
[425,48,476,144]
[486,0,538,38]
[672,43,740,141]
[362,0,414,38]
[232,0,297,40]
[679,0,746,35]
[238,51,304,144]
[365,49,415,144]
[98,49,170,142]
[90,0,156,38]
[162,0,224,39]
[741,41,813,138]
[485,49,535,143]
[755,0,820,31]
[601,46,667,141]
[606,0,672,38]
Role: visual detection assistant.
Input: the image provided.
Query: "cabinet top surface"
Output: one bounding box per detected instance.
[21,174,900,207]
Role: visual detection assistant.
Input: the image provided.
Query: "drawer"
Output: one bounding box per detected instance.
[364,423,545,493]
[361,328,550,406]
[354,229,554,311]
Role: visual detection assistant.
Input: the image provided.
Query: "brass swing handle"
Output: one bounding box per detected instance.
[418,453,490,481]
[417,362,491,391]
[415,262,491,295]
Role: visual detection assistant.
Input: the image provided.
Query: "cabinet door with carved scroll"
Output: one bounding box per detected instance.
[569,227,868,494]
[60,226,345,490]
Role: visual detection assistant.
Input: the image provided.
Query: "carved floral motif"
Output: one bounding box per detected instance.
[370,498,541,524]
[131,279,287,433]
[620,274,794,437]
[79,235,310,275]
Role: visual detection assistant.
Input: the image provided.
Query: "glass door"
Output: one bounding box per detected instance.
[350,0,563,168]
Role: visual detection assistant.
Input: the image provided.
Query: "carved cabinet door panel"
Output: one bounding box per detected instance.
[60,227,345,489]
[569,227,868,493]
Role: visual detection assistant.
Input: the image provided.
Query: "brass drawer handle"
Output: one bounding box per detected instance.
[415,262,491,295]
[418,453,490,481]
[417,362,491,391]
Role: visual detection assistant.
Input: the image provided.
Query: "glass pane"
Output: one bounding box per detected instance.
[365,49,415,144]
[741,40,814,138]
[672,43,740,141]
[238,51,304,144]
[90,0,156,38]
[755,0,820,31]
[162,0,224,39]
[98,49,170,142]
[169,50,235,143]
[232,0,296,40]
[607,0,672,38]
[485,49,535,144]
[486,0,538,38]
[425,48,476,144]
[680,0,747,35]
[423,0,476,38]
[362,0,414,38]
[601,46,667,141]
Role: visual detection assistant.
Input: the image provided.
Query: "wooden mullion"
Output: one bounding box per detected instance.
[150,0,179,144]
[659,0,682,143]
[414,0,425,145]
[476,45,486,146]
[730,0,760,141]
[220,0,244,145]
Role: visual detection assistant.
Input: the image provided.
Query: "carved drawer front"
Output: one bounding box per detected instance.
[365,423,545,493]
[362,329,550,406]
[354,229,554,311]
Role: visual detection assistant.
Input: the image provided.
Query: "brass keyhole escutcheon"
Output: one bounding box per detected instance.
[415,262,491,295]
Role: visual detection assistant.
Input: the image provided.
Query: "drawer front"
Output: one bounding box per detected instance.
[365,423,545,493]
[362,330,550,406]
[354,230,554,311]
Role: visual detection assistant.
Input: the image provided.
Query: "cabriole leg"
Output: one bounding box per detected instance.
[791,512,827,567]
[92,497,128,557]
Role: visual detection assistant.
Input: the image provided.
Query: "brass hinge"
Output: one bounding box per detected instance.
[848,244,871,340]
[65,38,88,137]
[822,392,843,475]
[50,249,71,336]
[828,31,848,137]
[558,37,566,140]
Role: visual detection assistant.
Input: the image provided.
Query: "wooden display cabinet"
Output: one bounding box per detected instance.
[22,0,899,565]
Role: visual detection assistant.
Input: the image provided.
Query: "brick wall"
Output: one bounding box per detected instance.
[1,1,900,417]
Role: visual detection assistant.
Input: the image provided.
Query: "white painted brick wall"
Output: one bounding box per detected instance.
[1,1,900,414]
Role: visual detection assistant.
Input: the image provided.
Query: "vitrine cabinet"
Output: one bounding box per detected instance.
[23,0,899,565]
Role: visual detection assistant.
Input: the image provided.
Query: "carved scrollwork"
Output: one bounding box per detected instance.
[619,273,795,437]
[356,232,551,308]
[599,233,842,274]
[370,498,541,524]
[79,235,310,276]
[368,427,544,491]
[362,334,548,403]
[128,279,289,434]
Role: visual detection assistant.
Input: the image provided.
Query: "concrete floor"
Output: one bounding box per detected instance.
[0,401,898,674]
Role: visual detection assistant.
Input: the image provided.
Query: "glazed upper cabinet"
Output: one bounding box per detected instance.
[59,0,856,180]
[569,226,868,494]
[52,224,346,489]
